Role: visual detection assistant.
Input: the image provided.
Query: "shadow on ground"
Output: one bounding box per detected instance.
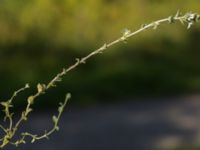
[8,95,200,150]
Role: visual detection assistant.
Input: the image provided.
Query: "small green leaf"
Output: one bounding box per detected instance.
[52,115,58,124]
[66,93,71,100]
[55,126,60,131]
[37,83,46,93]
[31,138,36,143]
[27,96,34,105]
[58,106,63,113]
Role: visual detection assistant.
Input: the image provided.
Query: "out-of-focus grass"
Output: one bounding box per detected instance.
[0,1,200,107]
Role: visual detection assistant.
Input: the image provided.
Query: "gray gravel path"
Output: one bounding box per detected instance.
[7,95,200,150]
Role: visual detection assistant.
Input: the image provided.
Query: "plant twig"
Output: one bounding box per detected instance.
[0,11,199,149]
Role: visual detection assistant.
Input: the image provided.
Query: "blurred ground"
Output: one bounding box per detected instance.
[8,94,200,150]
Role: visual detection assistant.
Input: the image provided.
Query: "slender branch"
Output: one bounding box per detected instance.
[47,11,200,89]
[0,84,30,148]
[0,11,199,149]
[10,94,70,146]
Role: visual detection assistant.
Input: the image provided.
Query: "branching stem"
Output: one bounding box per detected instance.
[0,11,199,149]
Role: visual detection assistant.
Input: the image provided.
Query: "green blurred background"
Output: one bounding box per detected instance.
[0,0,200,108]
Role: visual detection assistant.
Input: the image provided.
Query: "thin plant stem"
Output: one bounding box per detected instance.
[0,11,199,149]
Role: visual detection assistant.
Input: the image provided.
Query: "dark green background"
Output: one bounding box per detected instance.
[0,0,200,108]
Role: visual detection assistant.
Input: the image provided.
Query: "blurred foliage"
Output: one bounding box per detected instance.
[0,0,200,107]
